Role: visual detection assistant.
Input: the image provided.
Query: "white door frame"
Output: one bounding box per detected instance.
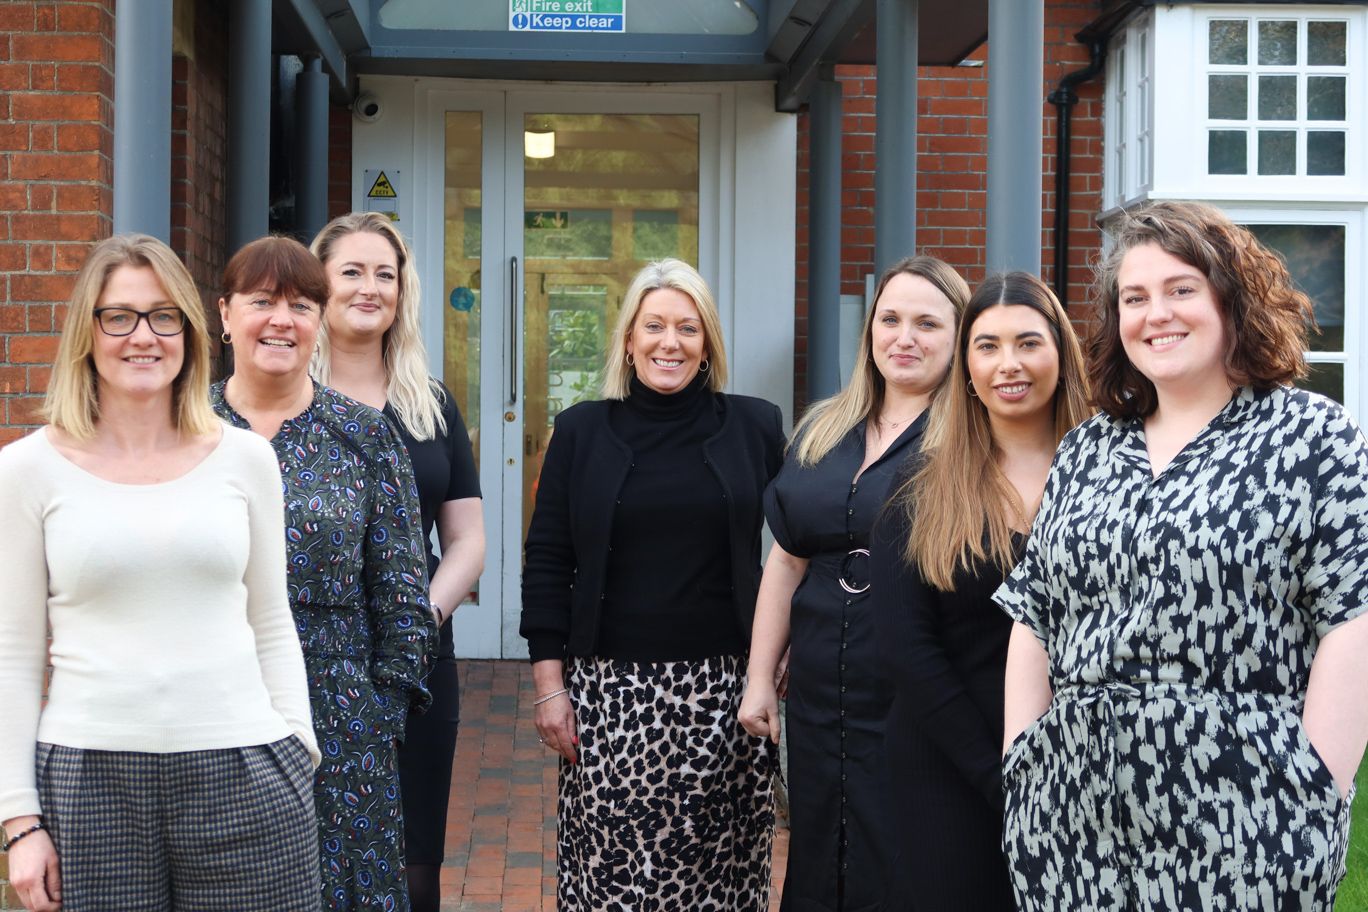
[410,80,731,658]
[357,75,795,657]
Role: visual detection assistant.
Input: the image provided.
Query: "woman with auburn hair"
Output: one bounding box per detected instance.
[522,258,785,911]
[0,235,318,912]
[738,255,968,911]
[997,201,1368,909]
[869,272,1090,910]
[312,212,484,912]
[211,235,435,912]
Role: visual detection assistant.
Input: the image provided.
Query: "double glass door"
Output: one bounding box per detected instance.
[421,88,715,657]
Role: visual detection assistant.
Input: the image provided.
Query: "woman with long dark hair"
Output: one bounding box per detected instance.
[870,272,1091,909]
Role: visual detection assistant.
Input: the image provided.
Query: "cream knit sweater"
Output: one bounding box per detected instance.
[0,425,317,823]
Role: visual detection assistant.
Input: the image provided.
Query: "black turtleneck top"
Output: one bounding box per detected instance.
[596,373,743,661]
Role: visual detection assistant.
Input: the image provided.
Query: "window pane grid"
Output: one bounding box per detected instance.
[1204,16,1350,177]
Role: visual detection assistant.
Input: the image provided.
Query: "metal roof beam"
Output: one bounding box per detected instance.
[276,0,352,99]
[775,0,873,112]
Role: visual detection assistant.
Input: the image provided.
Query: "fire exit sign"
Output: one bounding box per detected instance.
[509,0,625,33]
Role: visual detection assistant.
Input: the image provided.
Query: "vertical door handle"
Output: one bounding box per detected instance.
[508,255,519,406]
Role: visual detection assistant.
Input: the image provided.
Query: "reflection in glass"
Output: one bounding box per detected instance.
[1307,21,1347,66]
[1208,75,1248,120]
[524,210,612,260]
[633,210,680,261]
[1257,20,1298,66]
[1298,362,1344,404]
[443,112,483,605]
[1257,131,1296,175]
[1307,76,1346,121]
[1257,75,1296,121]
[1209,20,1248,65]
[1307,131,1346,175]
[1209,130,1247,174]
[1246,223,1345,353]
[520,113,700,540]
[443,113,483,454]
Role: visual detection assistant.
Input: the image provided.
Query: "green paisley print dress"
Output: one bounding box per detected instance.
[212,381,435,912]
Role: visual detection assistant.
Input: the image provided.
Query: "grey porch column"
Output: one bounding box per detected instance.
[874,0,917,275]
[985,0,1044,274]
[113,0,172,242]
[228,0,272,253]
[808,70,844,402]
[296,57,330,242]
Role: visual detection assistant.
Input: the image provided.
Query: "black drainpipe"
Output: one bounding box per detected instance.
[1047,39,1106,308]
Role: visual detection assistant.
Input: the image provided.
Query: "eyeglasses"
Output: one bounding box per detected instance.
[94,307,187,337]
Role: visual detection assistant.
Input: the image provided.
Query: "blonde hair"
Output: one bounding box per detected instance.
[311,212,446,440]
[601,258,728,399]
[44,234,218,440]
[791,256,970,466]
[900,272,1093,590]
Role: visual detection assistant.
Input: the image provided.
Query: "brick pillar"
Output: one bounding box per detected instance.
[0,0,115,452]
[328,103,352,221]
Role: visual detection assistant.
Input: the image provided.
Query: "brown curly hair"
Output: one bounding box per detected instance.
[1088,200,1315,420]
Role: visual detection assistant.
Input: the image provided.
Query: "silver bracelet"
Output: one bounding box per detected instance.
[534,687,569,705]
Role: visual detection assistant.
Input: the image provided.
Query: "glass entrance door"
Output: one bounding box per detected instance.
[430,90,713,657]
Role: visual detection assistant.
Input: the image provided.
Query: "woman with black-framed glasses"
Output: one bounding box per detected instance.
[0,235,319,912]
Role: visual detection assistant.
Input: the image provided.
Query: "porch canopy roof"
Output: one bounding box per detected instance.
[273,0,987,109]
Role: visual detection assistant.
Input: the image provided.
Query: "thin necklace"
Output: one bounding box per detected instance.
[878,409,921,430]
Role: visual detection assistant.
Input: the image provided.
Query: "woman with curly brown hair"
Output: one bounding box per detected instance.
[996,200,1368,910]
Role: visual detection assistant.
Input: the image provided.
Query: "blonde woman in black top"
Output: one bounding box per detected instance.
[870,272,1091,910]
[521,259,784,911]
[311,212,485,912]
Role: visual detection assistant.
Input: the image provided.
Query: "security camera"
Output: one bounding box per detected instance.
[353,93,382,123]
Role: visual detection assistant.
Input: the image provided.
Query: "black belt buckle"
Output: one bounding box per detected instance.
[838,548,871,594]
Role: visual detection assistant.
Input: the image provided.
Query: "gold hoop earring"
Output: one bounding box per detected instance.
[221,331,231,344]
[699,359,710,373]
[967,380,979,399]
[626,353,635,366]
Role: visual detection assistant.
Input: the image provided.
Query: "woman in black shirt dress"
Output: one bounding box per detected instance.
[738,256,969,912]
[311,213,485,912]
[869,273,1091,911]
[522,259,784,911]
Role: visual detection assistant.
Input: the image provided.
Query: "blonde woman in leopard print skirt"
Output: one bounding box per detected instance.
[521,260,785,910]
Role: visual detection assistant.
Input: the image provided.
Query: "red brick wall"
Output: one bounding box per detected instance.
[0,0,115,459]
[329,104,353,220]
[793,0,1106,412]
[171,1,228,300]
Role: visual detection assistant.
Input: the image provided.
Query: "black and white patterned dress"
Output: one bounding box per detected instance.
[995,386,1368,910]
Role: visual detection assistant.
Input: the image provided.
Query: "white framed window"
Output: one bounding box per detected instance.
[1134,4,1367,201]
[1104,9,1156,209]
[1225,206,1364,417]
[1203,15,1351,179]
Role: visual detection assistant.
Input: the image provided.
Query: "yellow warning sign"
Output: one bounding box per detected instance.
[367,172,397,199]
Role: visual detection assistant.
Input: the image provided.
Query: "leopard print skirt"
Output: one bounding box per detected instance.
[558,654,776,911]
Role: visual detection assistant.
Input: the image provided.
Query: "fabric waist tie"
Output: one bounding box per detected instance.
[1051,679,1299,879]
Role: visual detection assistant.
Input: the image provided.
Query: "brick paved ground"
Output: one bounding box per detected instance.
[440,660,789,911]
